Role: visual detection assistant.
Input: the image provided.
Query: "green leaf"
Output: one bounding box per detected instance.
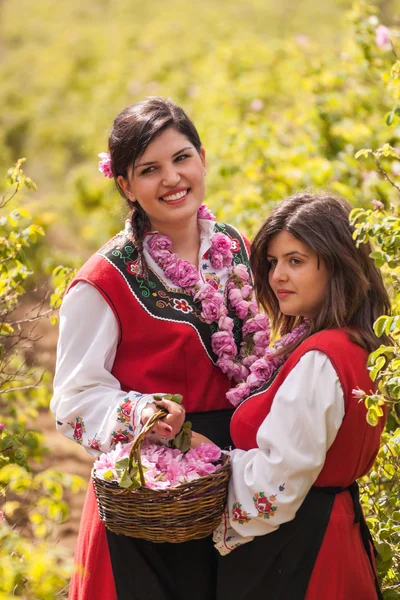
[355,148,372,159]
[374,316,390,338]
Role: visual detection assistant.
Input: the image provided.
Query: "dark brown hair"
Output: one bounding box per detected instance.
[108,97,202,274]
[250,191,391,353]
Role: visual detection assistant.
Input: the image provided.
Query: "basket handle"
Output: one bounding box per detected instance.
[128,407,169,486]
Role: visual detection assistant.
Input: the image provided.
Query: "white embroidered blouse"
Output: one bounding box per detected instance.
[213,351,345,555]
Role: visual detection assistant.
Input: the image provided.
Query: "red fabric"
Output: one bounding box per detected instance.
[231,329,384,599]
[69,482,116,600]
[70,253,233,413]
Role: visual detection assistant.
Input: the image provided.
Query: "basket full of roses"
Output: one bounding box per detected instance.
[92,397,231,543]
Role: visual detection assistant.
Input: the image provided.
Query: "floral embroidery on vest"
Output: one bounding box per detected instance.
[68,416,86,445]
[232,502,251,525]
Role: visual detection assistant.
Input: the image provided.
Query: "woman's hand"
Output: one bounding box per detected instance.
[141,398,185,439]
[191,431,214,448]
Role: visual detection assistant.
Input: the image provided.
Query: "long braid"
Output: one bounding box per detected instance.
[130,203,151,279]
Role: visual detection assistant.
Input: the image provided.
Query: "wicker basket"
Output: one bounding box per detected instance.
[92,409,231,543]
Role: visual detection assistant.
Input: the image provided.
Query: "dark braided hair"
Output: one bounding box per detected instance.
[108,97,202,276]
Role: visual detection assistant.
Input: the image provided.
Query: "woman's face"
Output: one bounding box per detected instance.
[267,230,329,319]
[118,127,206,231]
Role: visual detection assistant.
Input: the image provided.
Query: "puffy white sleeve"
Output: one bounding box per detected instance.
[50,282,165,457]
[214,351,344,555]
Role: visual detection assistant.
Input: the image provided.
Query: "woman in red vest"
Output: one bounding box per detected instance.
[50,97,271,600]
[212,192,389,599]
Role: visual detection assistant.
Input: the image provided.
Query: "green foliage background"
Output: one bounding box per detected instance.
[0,0,399,597]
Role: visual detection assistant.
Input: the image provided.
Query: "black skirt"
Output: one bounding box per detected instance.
[106,408,234,600]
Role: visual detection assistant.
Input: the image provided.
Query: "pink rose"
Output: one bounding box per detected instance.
[241,284,253,299]
[218,315,234,332]
[194,283,217,302]
[352,388,365,400]
[98,152,113,178]
[235,300,250,320]
[242,354,258,369]
[164,259,199,288]
[0,423,4,432]
[211,233,232,255]
[217,357,248,381]
[247,372,264,388]
[372,199,384,211]
[211,331,237,357]
[197,204,216,221]
[226,382,251,407]
[232,264,250,282]
[249,358,275,382]
[210,252,224,270]
[253,331,270,347]
[201,294,224,323]
[228,287,243,308]
[186,443,221,463]
[147,234,173,253]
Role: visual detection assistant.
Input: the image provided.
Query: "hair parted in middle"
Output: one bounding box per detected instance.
[108,96,203,275]
[250,191,391,353]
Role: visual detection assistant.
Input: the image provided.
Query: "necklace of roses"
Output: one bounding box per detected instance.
[144,204,308,407]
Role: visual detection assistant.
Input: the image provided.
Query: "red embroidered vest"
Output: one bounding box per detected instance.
[68,223,250,413]
[231,329,384,487]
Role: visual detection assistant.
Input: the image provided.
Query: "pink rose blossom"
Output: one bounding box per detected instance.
[235,300,250,320]
[201,294,224,323]
[217,358,249,381]
[228,287,243,308]
[98,153,113,178]
[247,372,264,388]
[218,315,234,332]
[250,358,275,382]
[232,264,250,282]
[352,388,366,400]
[372,199,384,211]
[241,284,253,299]
[187,444,221,463]
[194,283,217,302]
[211,233,232,255]
[147,234,173,253]
[376,25,391,50]
[210,252,224,270]
[0,423,4,432]
[197,204,216,221]
[253,331,270,347]
[211,331,237,357]
[226,382,251,407]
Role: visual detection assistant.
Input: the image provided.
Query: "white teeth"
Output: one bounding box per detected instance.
[162,189,188,202]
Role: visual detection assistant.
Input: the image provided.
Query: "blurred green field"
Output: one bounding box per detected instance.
[1,0,400,266]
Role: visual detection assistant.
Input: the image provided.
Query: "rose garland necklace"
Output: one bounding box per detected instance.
[98,153,308,407]
[145,204,308,407]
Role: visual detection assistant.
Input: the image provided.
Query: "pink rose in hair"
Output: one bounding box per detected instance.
[98,153,113,178]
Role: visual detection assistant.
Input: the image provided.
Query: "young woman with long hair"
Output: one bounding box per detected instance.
[50,97,272,600]
[212,192,389,599]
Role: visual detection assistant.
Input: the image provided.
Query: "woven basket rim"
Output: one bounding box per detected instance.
[92,451,230,496]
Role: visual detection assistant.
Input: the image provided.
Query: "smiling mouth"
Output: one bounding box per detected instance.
[160,188,190,203]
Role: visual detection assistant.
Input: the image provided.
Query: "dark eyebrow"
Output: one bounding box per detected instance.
[266,251,309,258]
[134,146,193,170]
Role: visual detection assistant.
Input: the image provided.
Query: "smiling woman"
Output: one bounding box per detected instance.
[49,97,264,600]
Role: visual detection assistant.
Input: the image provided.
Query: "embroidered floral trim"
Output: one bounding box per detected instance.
[232,502,251,525]
[88,435,101,451]
[117,399,134,424]
[68,417,86,445]
[110,428,134,446]
[253,492,278,519]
